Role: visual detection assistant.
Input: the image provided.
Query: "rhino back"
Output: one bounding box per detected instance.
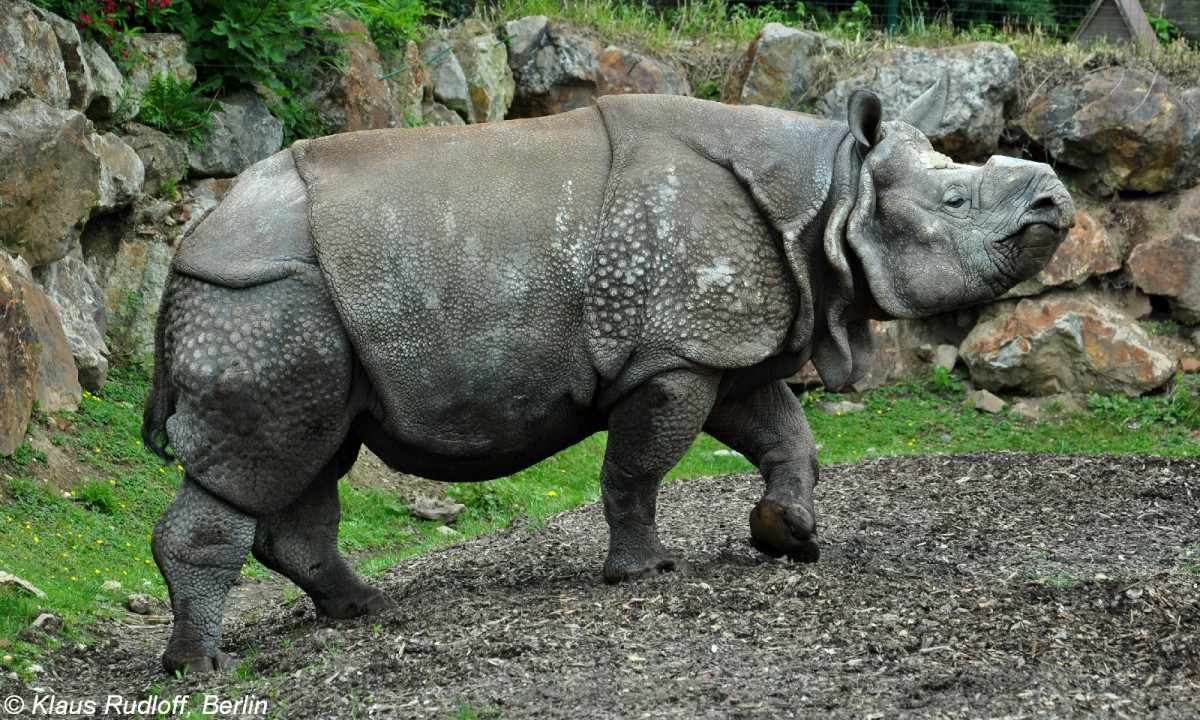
[293,112,611,459]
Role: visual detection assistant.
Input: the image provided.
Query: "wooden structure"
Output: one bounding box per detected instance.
[1073,0,1162,53]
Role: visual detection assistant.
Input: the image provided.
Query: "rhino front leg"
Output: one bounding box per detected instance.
[601,370,720,584]
[152,475,256,673]
[704,380,820,563]
[252,450,393,620]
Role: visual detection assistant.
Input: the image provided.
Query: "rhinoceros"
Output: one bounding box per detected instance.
[142,76,1073,672]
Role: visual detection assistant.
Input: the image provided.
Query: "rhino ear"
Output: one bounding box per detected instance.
[847,89,883,149]
[899,71,949,135]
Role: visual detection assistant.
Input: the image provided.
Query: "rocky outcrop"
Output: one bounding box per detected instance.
[422,19,515,124]
[188,90,283,177]
[1,255,39,455]
[1017,67,1200,195]
[596,45,690,97]
[505,16,602,118]
[960,292,1176,397]
[32,256,109,390]
[80,38,125,121]
[1128,233,1200,323]
[125,33,196,104]
[122,122,188,193]
[0,99,100,267]
[89,131,145,214]
[384,41,431,126]
[15,267,81,414]
[307,15,403,134]
[0,0,71,109]
[819,42,1018,159]
[723,23,841,111]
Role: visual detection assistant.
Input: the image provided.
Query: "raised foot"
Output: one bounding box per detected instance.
[602,554,690,585]
[314,586,394,620]
[750,497,819,563]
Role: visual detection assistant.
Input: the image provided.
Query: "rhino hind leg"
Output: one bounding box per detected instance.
[704,380,820,563]
[600,371,720,584]
[153,475,257,674]
[251,444,393,620]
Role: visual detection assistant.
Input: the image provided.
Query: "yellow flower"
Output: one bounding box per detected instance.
[109,479,116,485]
[94,448,100,453]
[548,491,558,497]
[33,536,39,543]
[95,539,103,545]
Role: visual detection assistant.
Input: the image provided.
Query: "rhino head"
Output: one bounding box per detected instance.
[842,76,1075,319]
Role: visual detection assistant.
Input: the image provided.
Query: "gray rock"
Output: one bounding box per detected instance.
[421,100,466,127]
[188,91,283,178]
[420,38,472,121]
[126,593,156,615]
[306,14,402,134]
[505,16,602,118]
[819,42,1018,160]
[967,388,1006,414]
[0,255,39,456]
[87,132,145,214]
[596,45,689,98]
[933,344,958,371]
[121,122,188,193]
[86,237,171,358]
[26,3,93,111]
[81,38,128,121]
[724,23,842,111]
[0,0,70,108]
[407,494,468,524]
[0,99,100,268]
[125,33,196,103]
[33,256,110,390]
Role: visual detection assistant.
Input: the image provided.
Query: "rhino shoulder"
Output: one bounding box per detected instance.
[172,149,317,289]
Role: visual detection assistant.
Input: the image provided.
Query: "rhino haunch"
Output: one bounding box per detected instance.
[143,77,1073,673]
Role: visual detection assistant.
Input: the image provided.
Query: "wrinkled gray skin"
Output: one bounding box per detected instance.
[142,77,1074,673]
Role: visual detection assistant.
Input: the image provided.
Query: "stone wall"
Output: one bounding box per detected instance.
[3,3,1200,453]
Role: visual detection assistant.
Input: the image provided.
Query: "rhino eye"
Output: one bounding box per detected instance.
[943,192,967,210]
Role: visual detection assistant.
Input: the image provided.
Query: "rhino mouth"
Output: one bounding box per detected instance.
[994,220,1069,287]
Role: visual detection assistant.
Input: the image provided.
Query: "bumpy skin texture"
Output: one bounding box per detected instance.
[143,81,1075,673]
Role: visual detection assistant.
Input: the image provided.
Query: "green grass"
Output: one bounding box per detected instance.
[4,365,1200,678]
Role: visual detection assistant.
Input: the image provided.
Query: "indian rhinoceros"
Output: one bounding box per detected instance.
[142,76,1074,672]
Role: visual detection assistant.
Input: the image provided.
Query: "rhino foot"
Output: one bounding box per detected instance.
[163,644,235,675]
[602,554,690,585]
[750,498,819,563]
[315,586,394,620]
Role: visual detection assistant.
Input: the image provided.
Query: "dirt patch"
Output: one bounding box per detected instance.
[13,452,1200,718]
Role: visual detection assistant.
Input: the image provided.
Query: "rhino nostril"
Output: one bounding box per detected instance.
[1030,195,1058,211]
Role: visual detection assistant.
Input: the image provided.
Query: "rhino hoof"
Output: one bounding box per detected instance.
[163,648,235,675]
[749,498,819,563]
[316,588,394,620]
[602,555,690,585]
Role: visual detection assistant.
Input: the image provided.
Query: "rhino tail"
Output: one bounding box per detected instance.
[141,272,177,461]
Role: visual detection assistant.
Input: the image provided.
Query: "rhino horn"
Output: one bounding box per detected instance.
[898,71,950,135]
[847,89,883,149]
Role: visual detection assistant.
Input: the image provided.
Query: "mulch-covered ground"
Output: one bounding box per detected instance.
[13,452,1200,718]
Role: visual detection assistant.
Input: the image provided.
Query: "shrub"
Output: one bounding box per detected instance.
[135,72,214,147]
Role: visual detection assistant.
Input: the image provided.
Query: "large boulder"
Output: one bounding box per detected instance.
[125,33,196,101]
[307,14,402,134]
[723,23,841,111]
[88,131,145,214]
[121,122,188,193]
[1016,67,1199,195]
[424,19,515,123]
[188,90,283,178]
[596,46,690,97]
[0,99,100,268]
[505,15,603,118]
[0,0,70,109]
[0,254,39,456]
[85,236,171,359]
[80,38,126,121]
[384,41,431,126]
[1006,210,1124,297]
[32,256,109,390]
[15,268,81,413]
[960,292,1176,397]
[26,3,94,112]
[1127,232,1200,323]
[818,42,1018,159]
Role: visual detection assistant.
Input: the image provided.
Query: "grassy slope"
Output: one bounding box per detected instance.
[4,365,1200,677]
